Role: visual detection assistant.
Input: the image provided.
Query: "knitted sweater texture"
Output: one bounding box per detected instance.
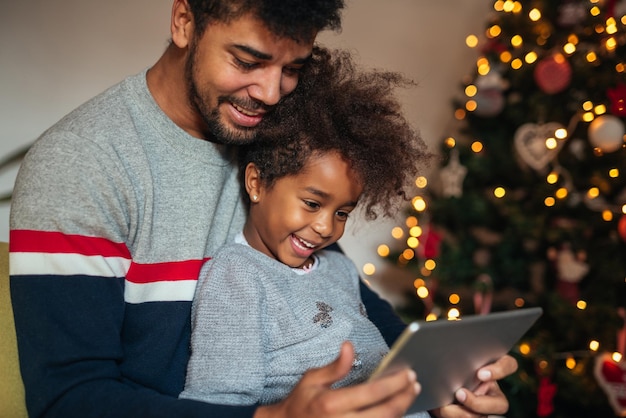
[9,71,408,418]
[181,245,389,405]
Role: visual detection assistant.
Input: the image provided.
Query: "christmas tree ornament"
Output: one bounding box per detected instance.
[439,149,467,198]
[557,0,587,27]
[594,353,626,416]
[473,72,507,117]
[588,115,626,153]
[534,53,572,94]
[618,215,626,242]
[536,376,558,417]
[567,138,586,160]
[416,223,442,259]
[473,273,493,315]
[514,122,566,171]
[554,243,589,305]
[473,89,504,118]
[607,84,626,117]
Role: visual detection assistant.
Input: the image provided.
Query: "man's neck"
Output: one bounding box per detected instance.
[146,45,210,140]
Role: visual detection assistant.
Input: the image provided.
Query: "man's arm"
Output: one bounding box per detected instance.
[9,134,257,418]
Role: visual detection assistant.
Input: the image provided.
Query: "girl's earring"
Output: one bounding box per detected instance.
[252,195,258,202]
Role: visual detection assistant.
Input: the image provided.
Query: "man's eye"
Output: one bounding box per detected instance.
[235,58,257,70]
[283,66,303,76]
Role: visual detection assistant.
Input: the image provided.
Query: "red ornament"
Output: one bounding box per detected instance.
[619,215,626,242]
[537,377,557,417]
[594,353,626,416]
[608,84,626,117]
[417,223,442,259]
[534,54,572,94]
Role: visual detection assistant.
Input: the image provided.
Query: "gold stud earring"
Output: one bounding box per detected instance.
[252,195,258,201]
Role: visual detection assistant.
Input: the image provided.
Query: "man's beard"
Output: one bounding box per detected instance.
[185,40,261,145]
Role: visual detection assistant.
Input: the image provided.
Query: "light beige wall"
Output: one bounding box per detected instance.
[0,1,492,301]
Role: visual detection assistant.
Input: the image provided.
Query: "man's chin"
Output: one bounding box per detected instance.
[206,124,258,145]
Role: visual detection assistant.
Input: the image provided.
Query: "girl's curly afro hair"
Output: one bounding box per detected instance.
[240,46,433,221]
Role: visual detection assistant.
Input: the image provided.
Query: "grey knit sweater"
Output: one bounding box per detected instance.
[180,243,429,418]
[180,243,388,404]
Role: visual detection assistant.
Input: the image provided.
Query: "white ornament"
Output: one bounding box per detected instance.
[588,115,625,153]
[514,122,566,171]
[556,245,588,283]
[440,149,467,198]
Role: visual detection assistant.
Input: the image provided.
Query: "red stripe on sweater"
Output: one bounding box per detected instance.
[10,229,210,284]
[126,259,209,283]
[10,229,131,258]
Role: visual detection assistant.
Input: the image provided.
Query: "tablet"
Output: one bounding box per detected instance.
[369,307,542,414]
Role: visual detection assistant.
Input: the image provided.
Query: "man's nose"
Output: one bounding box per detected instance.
[248,68,283,106]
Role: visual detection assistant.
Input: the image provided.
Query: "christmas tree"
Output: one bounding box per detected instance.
[380,1,626,416]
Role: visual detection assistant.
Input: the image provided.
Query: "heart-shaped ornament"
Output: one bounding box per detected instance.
[514,122,565,172]
[594,353,626,416]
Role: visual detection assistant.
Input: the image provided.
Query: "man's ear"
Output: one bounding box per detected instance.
[245,163,262,201]
[171,0,194,49]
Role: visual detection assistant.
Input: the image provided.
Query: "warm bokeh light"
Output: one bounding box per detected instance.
[547,172,558,184]
[566,357,576,369]
[409,226,422,237]
[466,34,479,48]
[412,196,427,212]
[447,308,460,320]
[555,128,567,139]
[545,137,558,150]
[391,227,404,239]
[362,263,376,276]
[519,343,531,355]
[587,187,600,198]
[415,176,428,188]
[529,8,541,21]
[424,259,436,271]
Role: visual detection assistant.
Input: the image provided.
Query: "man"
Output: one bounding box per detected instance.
[10,1,516,417]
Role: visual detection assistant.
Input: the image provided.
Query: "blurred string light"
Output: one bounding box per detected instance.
[371,0,625,375]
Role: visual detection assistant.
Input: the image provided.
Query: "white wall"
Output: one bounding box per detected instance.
[0,0,492,302]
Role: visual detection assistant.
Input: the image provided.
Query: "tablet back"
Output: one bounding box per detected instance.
[370,307,542,413]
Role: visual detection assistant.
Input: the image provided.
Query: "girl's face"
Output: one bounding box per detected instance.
[244,151,362,269]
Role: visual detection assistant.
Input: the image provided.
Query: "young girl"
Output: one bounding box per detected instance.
[180,47,431,416]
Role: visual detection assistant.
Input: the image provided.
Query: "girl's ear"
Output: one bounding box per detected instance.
[244,163,262,202]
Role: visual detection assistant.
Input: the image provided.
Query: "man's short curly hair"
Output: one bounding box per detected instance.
[239,46,432,221]
[187,0,344,43]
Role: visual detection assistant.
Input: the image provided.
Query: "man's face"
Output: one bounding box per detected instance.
[185,14,315,144]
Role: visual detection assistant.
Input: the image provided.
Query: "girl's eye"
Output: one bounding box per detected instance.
[336,211,350,220]
[304,200,320,210]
